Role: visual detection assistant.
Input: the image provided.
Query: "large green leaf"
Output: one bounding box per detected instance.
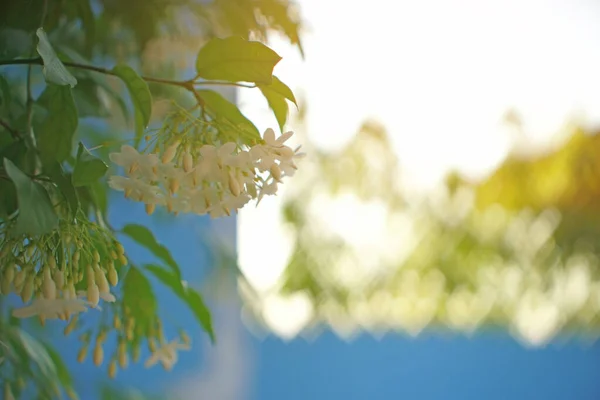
[71,78,110,118]
[36,28,77,88]
[112,65,152,140]
[121,224,181,278]
[145,264,215,342]
[0,74,11,116]
[37,84,79,163]
[58,46,130,122]
[3,158,58,236]
[122,266,157,336]
[43,343,75,395]
[258,76,297,132]
[195,36,281,84]
[197,89,260,141]
[72,142,108,187]
[10,328,58,384]
[0,28,32,59]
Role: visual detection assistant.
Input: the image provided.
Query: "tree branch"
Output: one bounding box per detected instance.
[0,58,256,89]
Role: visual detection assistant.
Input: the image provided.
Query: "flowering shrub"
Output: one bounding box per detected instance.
[0,1,303,397]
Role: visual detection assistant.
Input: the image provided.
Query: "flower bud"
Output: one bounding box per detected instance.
[54,269,65,290]
[21,275,34,303]
[93,250,101,263]
[113,314,122,330]
[108,267,118,287]
[228,171,241,196]
[183,152,193,172]
[13,269,25,289]
[87,265,95,287]
[42,273,56,300]
[162,141,180,164]
[270,164,282,182]
[93,343,104,366]
[87,283,99,307]
[169,178,180,195]
[108,360,117,379]
[64,316,78,336]
[95,267,109,293]
[118,341,128,368]
[145,203,156,215]
[0,276,10,295]
[116,242,125,255]
[118,254,128,266]
[77,346,88,363]
[4,263,15,283]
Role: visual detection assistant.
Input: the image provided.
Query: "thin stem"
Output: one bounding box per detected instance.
[0,119,20,139]
[0,58,192,89]
[193,80,256,89]
[0,58,257,89]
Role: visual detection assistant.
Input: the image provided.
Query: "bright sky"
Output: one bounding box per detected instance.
[237,0,600,336]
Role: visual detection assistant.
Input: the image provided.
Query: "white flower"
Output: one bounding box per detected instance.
[108,176,163,203]
[144,339,191,371]
[257,180,278,205]
[77,290,116,303]
[12,297,91,319]
[109,145,160,179]
[222,193,252,213]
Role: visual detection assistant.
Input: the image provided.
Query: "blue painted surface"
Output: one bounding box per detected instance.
[251,331,600,400]
[45,195,600,400]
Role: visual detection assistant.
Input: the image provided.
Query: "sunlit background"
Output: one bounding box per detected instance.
[239,0,600,341]
[231,0,600,398]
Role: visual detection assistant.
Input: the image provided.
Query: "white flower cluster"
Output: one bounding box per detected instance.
[108,128,304,217]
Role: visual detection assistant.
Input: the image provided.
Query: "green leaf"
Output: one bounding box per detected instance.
[112,64,152,138]
[259,76,297,132]
[121,224,181,278]
[145,264,215,342]
[42,343,75,392]
[0,28,32,59]
[260,76,297,106]
[72,142,108,187]
[184,288,215,343]
[3,158,58,236]
[72,78,110,118]
[122,266,157,335]
[0,74,11,116]
[36,28,77,88]
[195,36,281,84]
[13,329,57,380]
[197,89,260,141]
[37,84,78,163]
[45,162,79,217]
[134,109,145,147]
[58,46,130,122]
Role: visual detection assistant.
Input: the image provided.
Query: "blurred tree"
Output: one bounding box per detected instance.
[245,120,600,347]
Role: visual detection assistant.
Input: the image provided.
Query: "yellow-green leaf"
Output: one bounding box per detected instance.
[195,36,281,84]
[197,89,260,142]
